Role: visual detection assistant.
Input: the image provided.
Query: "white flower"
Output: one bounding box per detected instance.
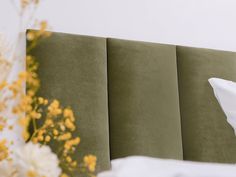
[0,160,17,177]
[14,142,61,177]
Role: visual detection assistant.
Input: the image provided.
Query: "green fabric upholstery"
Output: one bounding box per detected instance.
[107,38,183,160]
[28,31,110,172]
[28,30,236,167]
[177,46,236,163]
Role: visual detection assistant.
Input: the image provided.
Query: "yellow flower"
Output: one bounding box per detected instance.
[38,136,44,141]
[38,21,52,37]
[48,100,62,117]
[60,124,66,131]
[13,95,33,115]
[0,80,7,90]
[0,102,6,112]
[40,21,48,31]
[45,119,53,127]
[38,129,46,136]
[38,97,44,104]
[8,125,13,130]
[45,136,51,142]
[8,78,24,97]
[65,119,75,131]
[71,161,77,167]
[32,138,38,144]
[83,155,97,172]
[27,90,35,97]
[27,170,37,177]
[63,108,75,122]
[64,137,80,151]
[21,0,30,8]
[53,129,59,136]
[30,111,41,119]
[18,71,28,80]
[43,99,48,105]
[0,124,4,131]
[60,173,69,177]
[0,139,9,161]
[38,97,48,105]
[18,116,30,141]
[26,55,33,62]
[66,156,72,163]
[27,31,35,41]
[58,133,72,141]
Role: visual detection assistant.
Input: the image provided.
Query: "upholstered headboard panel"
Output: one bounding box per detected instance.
[107,38,183,160]
[177,46,236,163]
[28,31,236,173]
[28,31,111,172]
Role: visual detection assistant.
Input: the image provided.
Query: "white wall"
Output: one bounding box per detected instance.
[1,0,236,51]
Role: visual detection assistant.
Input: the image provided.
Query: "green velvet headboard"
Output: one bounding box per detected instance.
[177,46,236,163]
[28,32,110,173]
[28,30,236,173]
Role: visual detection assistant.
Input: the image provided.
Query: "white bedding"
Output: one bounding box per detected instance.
[98,156,236,177]
[209,78,236,135]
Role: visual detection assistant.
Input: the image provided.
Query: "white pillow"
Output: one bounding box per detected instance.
[208,78,236,135]
[98,156,236,177]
